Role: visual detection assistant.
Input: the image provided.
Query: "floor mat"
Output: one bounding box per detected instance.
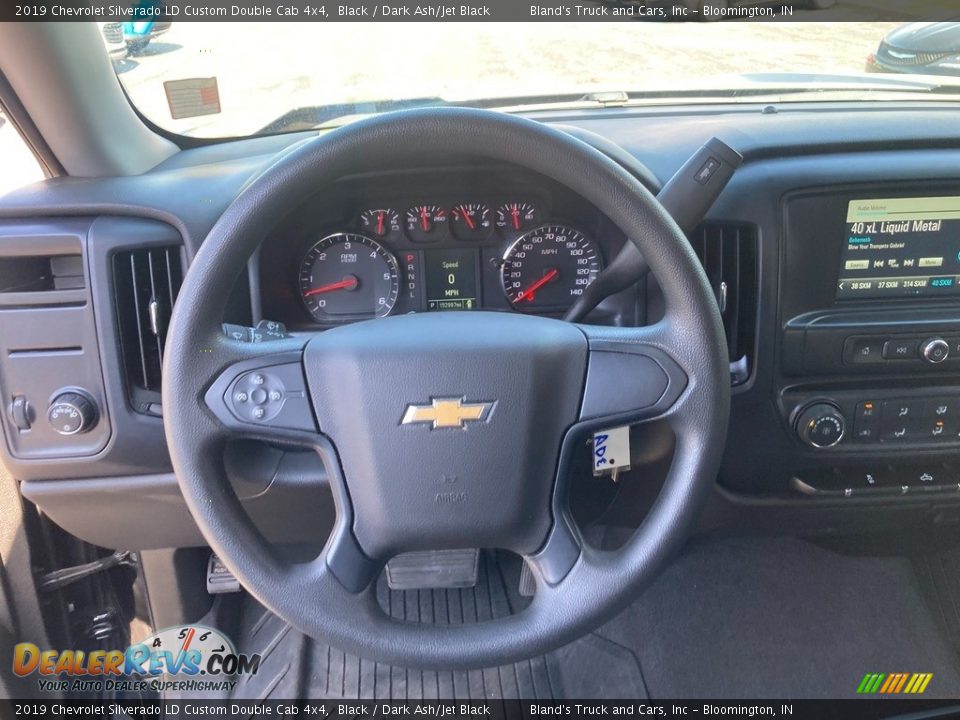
[914,549,960,664]
[172,537,960,700]
[597,535,960,699]
[192,551,647,701]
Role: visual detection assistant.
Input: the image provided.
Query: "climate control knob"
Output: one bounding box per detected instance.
[47,391,98,436]
[920,337,949,364]
[795,402,846,448]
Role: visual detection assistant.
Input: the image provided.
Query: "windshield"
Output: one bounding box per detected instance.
[108,21,960,138]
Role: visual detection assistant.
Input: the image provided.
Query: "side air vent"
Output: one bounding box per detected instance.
[113,246,183,414]
[690,224,758,386]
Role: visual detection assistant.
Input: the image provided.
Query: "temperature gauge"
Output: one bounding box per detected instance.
[405,205,446,243]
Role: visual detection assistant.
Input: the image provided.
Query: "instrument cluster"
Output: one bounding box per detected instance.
[295,199,603,325]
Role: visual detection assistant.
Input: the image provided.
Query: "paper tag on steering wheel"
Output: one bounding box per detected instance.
[593,426,631,476]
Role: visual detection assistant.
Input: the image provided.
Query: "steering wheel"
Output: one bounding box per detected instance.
[163,108,729,669]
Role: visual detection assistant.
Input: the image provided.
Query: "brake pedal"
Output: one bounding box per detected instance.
[206,554,241,594]
[519,559,536,597]
[386,549,478,590]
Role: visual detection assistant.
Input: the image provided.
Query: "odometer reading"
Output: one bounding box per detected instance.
[500,225,601,311]
[299,233,400,323]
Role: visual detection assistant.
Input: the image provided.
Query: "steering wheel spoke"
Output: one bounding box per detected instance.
[285,513,384,596]
[525,512,583,587]
[200,334,319,442]
[577,321,689,426]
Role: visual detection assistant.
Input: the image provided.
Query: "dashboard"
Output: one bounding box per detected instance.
[5,102,960,550]
[257,167,637,330]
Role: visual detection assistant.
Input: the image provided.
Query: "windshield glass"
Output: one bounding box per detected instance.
[108,21,960,138]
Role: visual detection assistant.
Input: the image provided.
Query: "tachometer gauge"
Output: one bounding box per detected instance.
[496,202,538,232]
[450,203,492,241]
[405,205,446,242]
[500,225,601,311]
[299,233,400,323]
[359,208,400,237]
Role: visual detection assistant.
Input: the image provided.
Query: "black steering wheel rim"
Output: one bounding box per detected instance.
[163,107,729,669]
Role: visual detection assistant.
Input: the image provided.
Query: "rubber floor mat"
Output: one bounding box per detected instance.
[182,551,646,701]
[914,548,960,664]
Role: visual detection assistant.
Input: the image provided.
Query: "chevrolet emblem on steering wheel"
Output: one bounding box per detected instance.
[401,398,495,429]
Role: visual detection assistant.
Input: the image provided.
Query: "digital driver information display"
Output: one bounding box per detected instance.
[424,248,479,311]
[837,196,960,300]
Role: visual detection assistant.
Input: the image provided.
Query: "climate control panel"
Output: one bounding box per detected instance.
[786,388,960,451]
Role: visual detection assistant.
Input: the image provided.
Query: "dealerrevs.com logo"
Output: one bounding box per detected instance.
[13,624,260,694]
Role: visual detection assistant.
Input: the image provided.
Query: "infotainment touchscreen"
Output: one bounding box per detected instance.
[837,196,960,300]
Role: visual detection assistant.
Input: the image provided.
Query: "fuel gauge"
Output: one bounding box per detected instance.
[451,203,492,241]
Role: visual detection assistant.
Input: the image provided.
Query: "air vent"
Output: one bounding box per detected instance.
[112,246,183,413]
[690,224,758,386]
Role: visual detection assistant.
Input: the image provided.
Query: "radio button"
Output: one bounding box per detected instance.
[882,338,919,360]
[847,337,885,364]
[921,337,950,364]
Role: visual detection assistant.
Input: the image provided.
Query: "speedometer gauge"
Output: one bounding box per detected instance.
[299,233,400,323]
[500,225,601,311]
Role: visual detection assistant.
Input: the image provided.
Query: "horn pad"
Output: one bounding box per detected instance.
[303,312,587,559]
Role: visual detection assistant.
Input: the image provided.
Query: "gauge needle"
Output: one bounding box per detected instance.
[377,211,385,235]
[304,276,358,296]
[511,205,521,230]
[517,268,558,302]
[420,207,430,232]
[460,206,476,230]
